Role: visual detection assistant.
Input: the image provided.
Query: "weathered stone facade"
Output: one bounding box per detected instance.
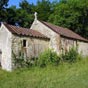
[31,20,88,56]
[0,24,12,71]
[78,41,88,56]
[12,34,49,59]
[60,37,77,53]
[31,20,61,54]
[31,20,77,54]
[0,17,88,71]
[0,23,49,71]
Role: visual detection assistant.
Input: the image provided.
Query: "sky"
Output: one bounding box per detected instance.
[8,0,55,8]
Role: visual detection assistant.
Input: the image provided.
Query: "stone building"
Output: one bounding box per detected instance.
[0,13,88,71]
[0,23,49,71]
[31,13,88,56]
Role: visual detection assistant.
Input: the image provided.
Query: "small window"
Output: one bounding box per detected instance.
[23,40,26,47]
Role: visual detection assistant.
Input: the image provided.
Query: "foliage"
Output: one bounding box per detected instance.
[0,0,34,27]
[35,0,53,21]
[61,47,79,63]
[12,47,79,68]
[0,0,9,22]
[0,0,8,9]
[12,51,34,68]
[19,0,34,14]
[37,49,60,67]
[18,0,34,27]
[6,6,17,25]
[16,8,33,27]
[49,0,88,38]
[0,0,88,38]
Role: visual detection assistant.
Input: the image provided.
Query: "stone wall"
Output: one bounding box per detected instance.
[0,24,12,71]
[31,20,61,54]
[60,37,77,54]
[31,20,88,56]
[12,34,49,62]
[78,41,88,56]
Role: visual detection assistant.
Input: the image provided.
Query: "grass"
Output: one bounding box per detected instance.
[0,57,88,88]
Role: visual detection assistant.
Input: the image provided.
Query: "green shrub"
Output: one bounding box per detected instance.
[37,49,60,67]
[12,51,34,68]
[61,47,79,63]
[12,47,80,69]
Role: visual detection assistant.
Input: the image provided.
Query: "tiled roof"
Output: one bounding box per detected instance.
[41,21,88,42]
[3,23,49,39]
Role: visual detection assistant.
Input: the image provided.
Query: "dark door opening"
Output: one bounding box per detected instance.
[23,40,27,47]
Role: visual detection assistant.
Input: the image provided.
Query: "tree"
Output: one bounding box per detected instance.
[19,0,34,14]
[0,0,34,27]
[0,0,9,22]
[15,0,34,27]
[16,8,33,27]
[0,0,8,9]
[6,6,17,25]
[49,0,88,38]
[35,0,52,21]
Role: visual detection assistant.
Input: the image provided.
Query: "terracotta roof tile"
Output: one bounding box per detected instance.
[3,23,49,39]
[41,21,88,42]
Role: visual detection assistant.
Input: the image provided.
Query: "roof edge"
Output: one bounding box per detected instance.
[40,21,88,42]
[3,23,50,40]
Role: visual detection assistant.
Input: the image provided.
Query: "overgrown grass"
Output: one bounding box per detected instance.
[0,57,88,88]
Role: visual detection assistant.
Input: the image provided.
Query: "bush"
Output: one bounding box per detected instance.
[61,47,79,63]
[12,51,34,68]
[37,49,60,67]
[12,47,80,69]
